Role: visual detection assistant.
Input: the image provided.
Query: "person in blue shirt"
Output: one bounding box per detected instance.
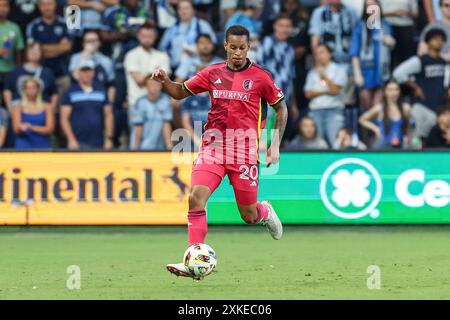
[181,91,210,151]
[69,29,115,101]
[359,79,412,149]
[0,107,7,148]
[257,15,297,142]
[225,0,263,40]
[60,60,114,150]
[175,33,222,82]
[12,77,55,149]
[26,0,73,95]
[4,42,58,111]
[66,0,118,52]
[100,0,153,148]
[158,0,217,70]
[130,76,173,151]
[350,0,396,112]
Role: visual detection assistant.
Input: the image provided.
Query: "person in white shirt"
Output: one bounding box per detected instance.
[304,43,347,147]
[124,22,171,109]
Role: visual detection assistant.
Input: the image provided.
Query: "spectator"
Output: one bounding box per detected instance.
[192,0,218,26]
[426,106,450,147]
[100,0,153,147]
[27,0,73,96]
[159,0,217,70]
[130,77,173,151]
[309,0,357,108]
[60,60,114,150]
[379,0,418,70]
[225,0,263,39]
[181,90,210,151]
[175,34,221,82]
[286,116,328,150]
[69,29,115,101]
[281,0,311,119]
[350,0,396,112]
[359,79,412,149]
[419,0,450,61]
[67,0,119,51]
[12,77,54,149]
[424,0,441,24]
[257,14,298,142]
[0,0,25,105]
[342,0,364,19]
[174,33,219,131]
[334,127,367,150]
[309,0,357,65]
[124,23,170,109]
[9,0,40,39]
[4,42,58,112]
[154,0,179,30]
[0,107,7,147]
[304,44,347,148]
[220,0,239,28]
[393,28,447,141]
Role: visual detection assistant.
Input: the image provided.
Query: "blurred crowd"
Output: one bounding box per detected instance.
[0,0,449,151]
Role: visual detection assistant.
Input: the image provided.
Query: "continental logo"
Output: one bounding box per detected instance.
[0,168,154,203]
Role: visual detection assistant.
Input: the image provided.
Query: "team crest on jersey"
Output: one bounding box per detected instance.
[242,79,253,91]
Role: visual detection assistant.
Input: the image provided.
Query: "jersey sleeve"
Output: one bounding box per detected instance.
[183,67,210,96]
[260,72,285,106]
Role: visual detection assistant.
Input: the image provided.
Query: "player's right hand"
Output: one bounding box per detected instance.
[151,69,169,84]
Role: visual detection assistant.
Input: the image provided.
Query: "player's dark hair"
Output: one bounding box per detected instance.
[225,25,250,42]
[196,33,213,43]
[425,28,447,43]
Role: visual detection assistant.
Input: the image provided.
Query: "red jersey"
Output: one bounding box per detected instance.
[183,60,284,162]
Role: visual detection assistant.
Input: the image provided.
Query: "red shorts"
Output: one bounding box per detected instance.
[190,158,259,206]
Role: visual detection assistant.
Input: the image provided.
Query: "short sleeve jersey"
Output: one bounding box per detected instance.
[183,60,284,147]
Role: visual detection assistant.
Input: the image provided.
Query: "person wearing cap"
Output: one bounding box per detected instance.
[60,59,114,150]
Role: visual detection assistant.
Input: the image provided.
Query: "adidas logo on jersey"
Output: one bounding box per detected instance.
[214,79,222,84]
[250,181,257,187]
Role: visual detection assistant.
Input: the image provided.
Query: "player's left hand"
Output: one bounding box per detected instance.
[266,146,280,168]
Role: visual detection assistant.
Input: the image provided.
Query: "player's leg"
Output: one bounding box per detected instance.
[187,169,223,245]
[167,166,224,279]
[228,165,283,240]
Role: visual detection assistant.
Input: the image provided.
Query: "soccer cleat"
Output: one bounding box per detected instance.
[166,263,203,280]
[262,200,283,240]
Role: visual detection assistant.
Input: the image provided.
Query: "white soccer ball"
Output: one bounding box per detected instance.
[183,243,218,278]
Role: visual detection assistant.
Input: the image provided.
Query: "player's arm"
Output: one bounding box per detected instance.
[151,69,190,100]
[267,100,288,168]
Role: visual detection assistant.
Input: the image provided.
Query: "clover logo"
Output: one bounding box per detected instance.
[320,158,382,220]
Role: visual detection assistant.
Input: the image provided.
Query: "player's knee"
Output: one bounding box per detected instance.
[188,189,207,209]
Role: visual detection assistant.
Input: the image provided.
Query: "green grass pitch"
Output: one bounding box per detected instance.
[1,225,449,299]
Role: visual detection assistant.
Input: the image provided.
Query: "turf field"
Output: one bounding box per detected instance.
[0,225,449,300]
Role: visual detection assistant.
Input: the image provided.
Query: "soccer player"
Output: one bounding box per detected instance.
[151,25,288,279]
